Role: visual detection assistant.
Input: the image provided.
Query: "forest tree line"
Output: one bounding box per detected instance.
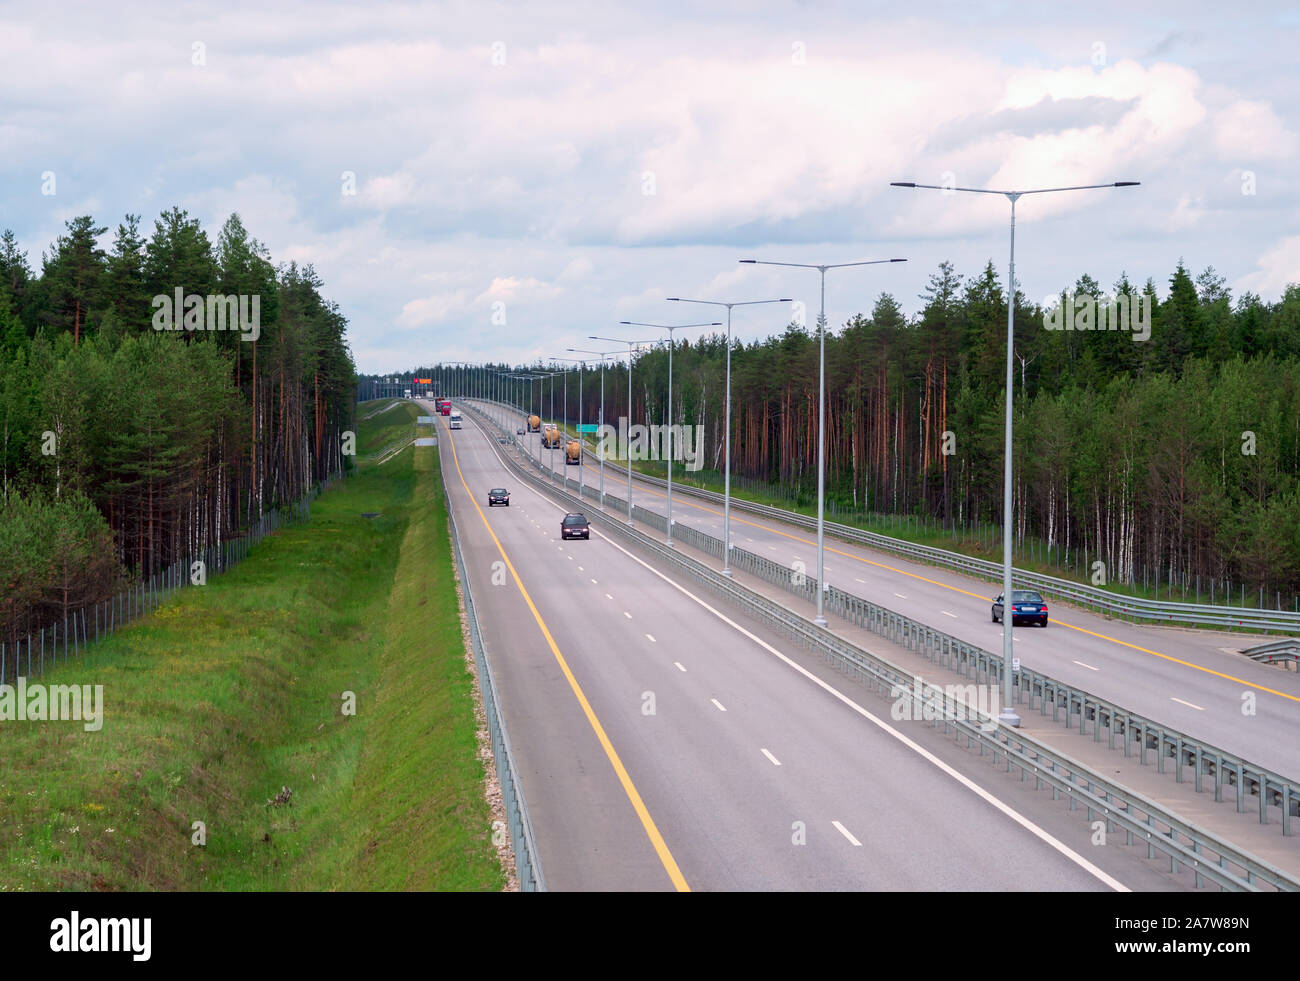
[0,210,356,646]
[431,259,1300,599]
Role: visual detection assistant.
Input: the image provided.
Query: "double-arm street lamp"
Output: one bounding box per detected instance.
[738,258,905,625]
[506,373,539,461]
[552,357,591,499]
[568,348,621,508]
[619,320,720,548]
[590,334,658,527]
[667,295,791,576]
[890,178,1139,726]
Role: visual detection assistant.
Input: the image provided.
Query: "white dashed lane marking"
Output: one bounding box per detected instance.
[832,821,862,846]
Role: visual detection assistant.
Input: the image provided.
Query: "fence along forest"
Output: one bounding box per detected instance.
[444,259,1300,607]
[0,210,357,649]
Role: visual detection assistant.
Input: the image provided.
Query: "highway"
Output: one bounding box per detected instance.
[481,400,1300,782]
[436,402,1186,891]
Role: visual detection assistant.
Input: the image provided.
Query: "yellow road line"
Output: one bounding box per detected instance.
[443,422,690,891]
[586,456,1300,705]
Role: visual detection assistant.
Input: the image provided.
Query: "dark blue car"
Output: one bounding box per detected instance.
[992,590,1048,626]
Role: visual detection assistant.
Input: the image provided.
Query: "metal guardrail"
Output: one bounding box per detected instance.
[1243,639,1300,669]
[465,398,1300,634]
[466,399,1300,843]
[463,403,1299,891]
[443,478,545,892]
[363,432,417,465]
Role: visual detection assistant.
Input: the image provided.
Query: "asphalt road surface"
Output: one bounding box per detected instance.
[436,404,1188,891]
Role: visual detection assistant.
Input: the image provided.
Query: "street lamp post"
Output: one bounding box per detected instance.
[619,321,719,548]
[590,335,656,527]
[891,178,1138,726]
[667,295,792,576]
[569,348,620,509]
[507,373,535,460]
[739,258,905,625]
[553,357,591,500]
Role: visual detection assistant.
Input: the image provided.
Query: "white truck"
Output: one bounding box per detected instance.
[449,411,462,430]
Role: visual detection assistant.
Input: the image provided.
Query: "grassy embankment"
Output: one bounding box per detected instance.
[0,398,504,890]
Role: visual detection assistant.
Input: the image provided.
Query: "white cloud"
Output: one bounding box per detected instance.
[1237,235,1300,296]
[1213,100,1299,159]
[3,2,1298,372]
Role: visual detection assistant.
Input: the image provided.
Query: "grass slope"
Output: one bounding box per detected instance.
[0,403,502,891]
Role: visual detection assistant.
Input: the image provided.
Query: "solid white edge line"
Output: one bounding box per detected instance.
[1170,697,1205,710]
[1072,660,1099,671]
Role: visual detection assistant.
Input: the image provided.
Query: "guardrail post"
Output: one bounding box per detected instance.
[1237,762,1245,813]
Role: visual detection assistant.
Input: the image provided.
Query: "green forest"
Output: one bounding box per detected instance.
[421,259,1300,605]
[0,211,356,649]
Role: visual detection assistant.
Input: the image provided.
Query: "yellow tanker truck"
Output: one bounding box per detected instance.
[542,424,561,448]
[565,439,582,465]
[527,414,541,433]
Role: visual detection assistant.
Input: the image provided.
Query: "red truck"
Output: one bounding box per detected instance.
[438,399,452,416]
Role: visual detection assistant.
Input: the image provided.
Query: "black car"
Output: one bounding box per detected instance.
[561,513,590,540]
[516,427,525,435]
[487,488,510,507]
[992,590,1048,626]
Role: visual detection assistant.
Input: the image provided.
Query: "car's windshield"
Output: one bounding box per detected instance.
[1012,591,1043,603]
[563,515,586,525]
[490,489,506,495]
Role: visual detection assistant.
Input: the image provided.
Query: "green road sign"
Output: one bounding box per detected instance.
[576,424,600,433]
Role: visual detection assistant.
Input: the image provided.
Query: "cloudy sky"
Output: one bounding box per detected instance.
[4,1,1298,373]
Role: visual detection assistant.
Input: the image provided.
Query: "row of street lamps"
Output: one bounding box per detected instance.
[455,177,1138,728]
